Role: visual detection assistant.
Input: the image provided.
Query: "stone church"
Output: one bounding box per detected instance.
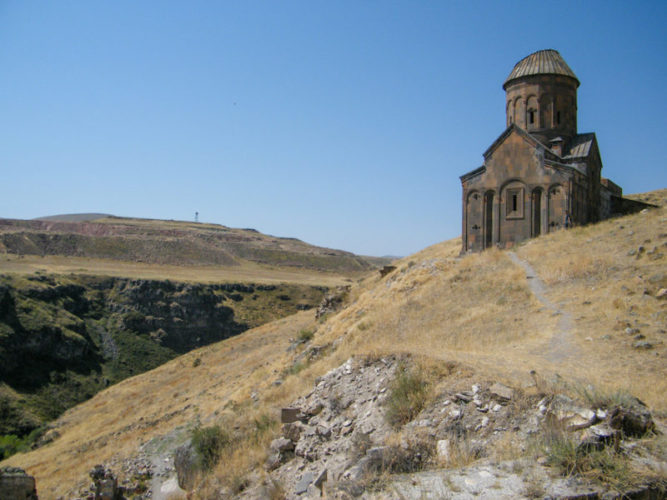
[460,49,625,252]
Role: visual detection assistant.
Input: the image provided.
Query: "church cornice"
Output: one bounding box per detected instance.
[459,165,486,182]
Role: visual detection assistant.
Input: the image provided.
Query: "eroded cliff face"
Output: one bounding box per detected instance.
[0,274,326,445]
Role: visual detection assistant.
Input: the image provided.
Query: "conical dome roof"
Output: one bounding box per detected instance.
[503,49,579,89]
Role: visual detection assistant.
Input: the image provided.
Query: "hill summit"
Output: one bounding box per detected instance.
[0,215,387,273]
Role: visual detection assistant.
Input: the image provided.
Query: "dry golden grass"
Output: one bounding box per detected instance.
[516,191,666,413]
[2,190,665,498]
[0,254,353,286]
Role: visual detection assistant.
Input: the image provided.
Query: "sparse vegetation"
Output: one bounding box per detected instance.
[297,328,314,343]
[385,363,429,428]
[191,425,231,470]
[574,384,637,410]
[540,424,636,493]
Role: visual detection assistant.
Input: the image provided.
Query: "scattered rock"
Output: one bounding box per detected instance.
[436,439,451,461]
[579,423,619,452]
[633,340,653,349]
[489,382,513,401]
[270,437,295,453]
[294,471,313,495]
[89,465,120,500]
[315,286,350,319]
[609,404,655,437]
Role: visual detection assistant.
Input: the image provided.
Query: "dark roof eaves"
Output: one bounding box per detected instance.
[460,165,486,182]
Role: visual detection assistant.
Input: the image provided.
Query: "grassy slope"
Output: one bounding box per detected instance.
[0,215,388,274]
[0,254,352,287]
[2,191,665,498]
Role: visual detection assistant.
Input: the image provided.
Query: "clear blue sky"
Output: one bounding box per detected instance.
[1,1,665,256]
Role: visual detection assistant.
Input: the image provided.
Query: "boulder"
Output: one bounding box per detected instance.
[282,422,303,443]
[609,405,655,437]
[270,437,294,453]
[578,423,620,452]
[489,383,513,401]
[0,467,38,500]
[174,442,199,490]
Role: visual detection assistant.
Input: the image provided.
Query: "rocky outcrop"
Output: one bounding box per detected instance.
[315,286,350,319]
[0,466,38,499]
[238,358,663,499]
[173,442,199,491]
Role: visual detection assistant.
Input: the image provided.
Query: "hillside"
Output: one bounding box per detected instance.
[1,190,665,498]
[0,273,329,457]
[0,215,388,274]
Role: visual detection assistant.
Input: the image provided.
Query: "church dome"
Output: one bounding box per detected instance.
[503,49,579,89]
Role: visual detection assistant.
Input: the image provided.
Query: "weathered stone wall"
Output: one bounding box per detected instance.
[461,129,574,252]
[505,74,578,143]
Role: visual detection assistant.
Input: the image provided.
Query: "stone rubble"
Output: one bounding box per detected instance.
[237,357,661,499]
[74,358,661,500]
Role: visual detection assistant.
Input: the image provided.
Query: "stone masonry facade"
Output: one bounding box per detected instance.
[460,49,624,253]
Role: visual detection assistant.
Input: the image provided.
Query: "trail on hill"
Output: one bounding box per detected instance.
[507,251,577,362]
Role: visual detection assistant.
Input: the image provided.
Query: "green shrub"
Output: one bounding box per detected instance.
[289,361,306,375]
[0,434,24,460]
[297,329,314,343]
[191,425,230,470]
[385,364,428,428]
[542,426,635,492]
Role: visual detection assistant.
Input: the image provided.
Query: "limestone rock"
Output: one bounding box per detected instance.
[270,437,294,453]
[489,382,513,401]
[294,471,313,495]
[436,439,451,462]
